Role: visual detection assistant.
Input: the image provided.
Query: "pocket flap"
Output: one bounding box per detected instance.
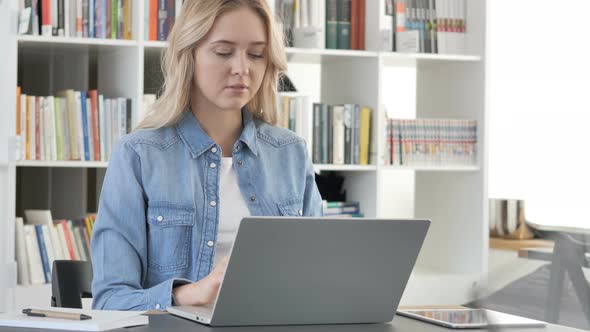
[277,198,304,217]
[147,202,195,227]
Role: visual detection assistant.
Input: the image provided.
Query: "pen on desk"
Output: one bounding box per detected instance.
[22,309,92,320]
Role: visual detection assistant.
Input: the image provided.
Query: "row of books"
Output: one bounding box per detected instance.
[15,88,132,162]
[313,103,372,165]
[385,118,477,166]
[276,95,311,135]
[322,201,363,217]
[17,0,133,40]
[15,210,96,285]
[274,0,364,50]
[145,0,183,41]
[384,0,467,54]
[326,0,365,50]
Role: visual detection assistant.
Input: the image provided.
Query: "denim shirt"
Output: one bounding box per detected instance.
[91,109,323,311]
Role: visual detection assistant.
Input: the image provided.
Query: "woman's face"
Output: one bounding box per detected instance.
[193,7,268,113]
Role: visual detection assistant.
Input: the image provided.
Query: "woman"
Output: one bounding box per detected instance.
[91,0,323,311]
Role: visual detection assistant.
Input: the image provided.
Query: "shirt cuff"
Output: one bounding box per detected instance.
[145,278,192,310]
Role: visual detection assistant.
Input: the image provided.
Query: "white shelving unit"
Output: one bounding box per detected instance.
[1,0,489,310]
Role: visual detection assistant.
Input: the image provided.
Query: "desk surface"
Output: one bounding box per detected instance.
[0,313,585,332]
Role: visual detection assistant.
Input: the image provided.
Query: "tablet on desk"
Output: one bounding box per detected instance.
[397,308,547,329]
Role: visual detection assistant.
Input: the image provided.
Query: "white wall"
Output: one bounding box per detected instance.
[488,0,590,225]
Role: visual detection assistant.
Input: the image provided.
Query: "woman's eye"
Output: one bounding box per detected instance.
[215,52,232,57]
[248,53,264,59]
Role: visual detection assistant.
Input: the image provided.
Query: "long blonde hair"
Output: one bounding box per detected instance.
[136,0,287,130]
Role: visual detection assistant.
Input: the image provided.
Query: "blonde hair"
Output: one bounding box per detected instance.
[136,0,287,130]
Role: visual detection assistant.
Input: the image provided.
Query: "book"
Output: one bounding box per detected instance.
[325,0,338,49]
[337,0,351,49]
[15,217,31,286]
[0,307,148,331]
[23,225,45,284]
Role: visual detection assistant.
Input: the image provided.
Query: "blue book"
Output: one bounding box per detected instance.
[80,92,90,161]
[34,225,51,283]
[158,0,168,41]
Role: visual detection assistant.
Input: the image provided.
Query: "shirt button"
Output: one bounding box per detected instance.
[209,162,216,169]
[207,240,214,247]
[155,304,161,310]
[210,200,217,207]
[235,144,241,151]
[250,196,256,202]
[211,147,218,153]
[157,215,164,222]
[237,160,243,165]
[298,209,303,216]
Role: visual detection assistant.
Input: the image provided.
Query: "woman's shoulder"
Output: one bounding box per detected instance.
[118,126,180,150]
[256,121,305,148]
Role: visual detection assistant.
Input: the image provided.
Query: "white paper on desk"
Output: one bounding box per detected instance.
[0,307,148,331]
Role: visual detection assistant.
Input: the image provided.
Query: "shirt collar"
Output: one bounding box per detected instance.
[175,108,258,158]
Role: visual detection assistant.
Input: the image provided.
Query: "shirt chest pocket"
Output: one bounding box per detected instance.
[277,198,304,217]
[146,202,195,272]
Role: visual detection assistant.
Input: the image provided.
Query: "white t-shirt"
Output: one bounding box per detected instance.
[213,157,251,267]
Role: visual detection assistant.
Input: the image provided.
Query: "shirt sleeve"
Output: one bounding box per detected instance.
[91,140,191,310]
[302,142,324,217]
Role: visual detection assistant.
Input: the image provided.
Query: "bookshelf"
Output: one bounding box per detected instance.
[1,0,489,310]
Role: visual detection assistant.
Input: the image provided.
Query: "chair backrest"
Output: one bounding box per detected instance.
[51,260,93,308]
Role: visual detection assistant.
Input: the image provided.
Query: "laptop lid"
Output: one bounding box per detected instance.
[209,217,430,326]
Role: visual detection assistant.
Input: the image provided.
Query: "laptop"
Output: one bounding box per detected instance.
[167,217,430,326]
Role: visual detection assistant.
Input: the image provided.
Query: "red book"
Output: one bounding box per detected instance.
[359,0,366,50]
[88,90,100,161]
[41,0,52,36]
[350,0,359,50]
[149,0,158,41]
[59,220,78,260]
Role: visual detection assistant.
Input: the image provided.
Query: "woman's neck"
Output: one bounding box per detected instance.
[191,102,243,158]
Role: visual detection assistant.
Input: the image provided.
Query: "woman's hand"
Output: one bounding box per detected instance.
[172,256,229,306]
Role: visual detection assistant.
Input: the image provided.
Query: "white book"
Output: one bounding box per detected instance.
[20,94,27,160]
[98,95,105,162]
[141,94,156,123]
[41,224,56,277]
[15,217,30,286]
[105,99,112,160]
[48,96,57,161]
[23,225,45,284]
[73,227,87,261]
[110,99,119,147]
[332,105,345,165]
[76,0,83,37]
[0,308,148,331]
[74,92,85,160]
[52,0,58,35]
[86,98,95,161]
[60,97,70,160]
[176,0,182,17]
[64,0,70,37]
[300,0,308,27]
[118,98,127,136]
[29,96,36,160]
[39,96,45,161]
[48,223,64,261]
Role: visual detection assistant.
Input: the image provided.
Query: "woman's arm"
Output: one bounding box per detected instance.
[91,140,189,311]
[302,143,324,217]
